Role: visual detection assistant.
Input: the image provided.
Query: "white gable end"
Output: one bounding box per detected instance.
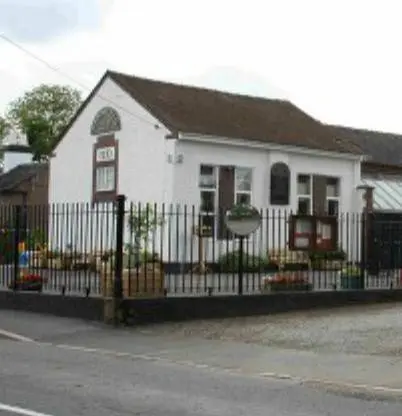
[49,76,174,204]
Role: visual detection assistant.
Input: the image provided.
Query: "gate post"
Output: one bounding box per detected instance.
[12,205,22,290]
[113,194,126,325]
[103,195,126,325]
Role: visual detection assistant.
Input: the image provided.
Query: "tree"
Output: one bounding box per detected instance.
[0,116,10,163]
[126,203,165,263]
[0,116,9,141]
[6,84,82,161]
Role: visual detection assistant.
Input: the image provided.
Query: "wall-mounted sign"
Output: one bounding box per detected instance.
[96,146,115,162]
[289,215,338,251]
[293,217,313,249]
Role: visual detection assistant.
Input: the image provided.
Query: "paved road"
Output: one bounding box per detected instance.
[0,330,401,415]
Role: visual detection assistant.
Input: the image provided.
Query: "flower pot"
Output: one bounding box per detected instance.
[340,274,365,290]
[101,263,165,298]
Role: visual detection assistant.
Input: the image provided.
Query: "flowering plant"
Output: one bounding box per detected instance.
[262,271,311,291]
[16,274,47,283]
[8,274,47,290]
[263,271,308,284]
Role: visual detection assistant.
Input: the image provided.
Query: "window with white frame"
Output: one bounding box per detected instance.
[199,165,217,231]
[326,177,340,216]
[235,167,252,204]
[198,165,253,234]
[96,165,115,192]
[297,174,312,214]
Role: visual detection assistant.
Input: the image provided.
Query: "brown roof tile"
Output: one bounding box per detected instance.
[328,125,402,166]
[108,70,362,155]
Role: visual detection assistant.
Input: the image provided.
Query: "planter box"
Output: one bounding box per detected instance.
[340,275,365,290]
[268,282,312,292]
[9,281,43,292]
[262,282,313,293]
[101,263,165,298]
[311,259,344,270]
[282,262,309,271]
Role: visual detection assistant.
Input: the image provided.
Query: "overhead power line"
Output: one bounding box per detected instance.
[0,33,157,128]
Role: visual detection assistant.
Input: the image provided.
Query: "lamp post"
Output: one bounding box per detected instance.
[225,204,262,295]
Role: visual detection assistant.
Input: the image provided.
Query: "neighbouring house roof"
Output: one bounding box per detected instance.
[329,125,402,167]
[361,176,402,211]
[108,71,363,155]
[0,163,48,193]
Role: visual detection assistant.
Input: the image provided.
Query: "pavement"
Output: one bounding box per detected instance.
[2,305,402,414]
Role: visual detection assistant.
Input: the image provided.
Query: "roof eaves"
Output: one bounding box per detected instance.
[179,132,365,160]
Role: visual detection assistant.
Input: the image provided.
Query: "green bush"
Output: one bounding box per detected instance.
[340,265,361,277]
[309,249,346,262]
[218,250,269,272]
[103,250,160,268]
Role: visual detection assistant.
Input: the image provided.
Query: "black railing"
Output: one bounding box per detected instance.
[0,198,400,297]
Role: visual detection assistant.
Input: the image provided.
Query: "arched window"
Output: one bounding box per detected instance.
[90,107,121,136]
[270,162,290,205]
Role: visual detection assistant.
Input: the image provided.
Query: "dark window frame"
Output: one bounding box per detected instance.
[90,107,122,136]
[270,162,290,205]
[92,135,119,205]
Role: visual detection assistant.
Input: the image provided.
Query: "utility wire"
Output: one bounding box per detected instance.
[0,33,158,128]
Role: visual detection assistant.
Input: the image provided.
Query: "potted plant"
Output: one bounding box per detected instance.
[100,203,165,298]
[340,265,364,290]
[126,203,164,265]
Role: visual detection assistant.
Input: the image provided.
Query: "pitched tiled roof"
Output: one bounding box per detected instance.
[0,163,47,192]
[108,71,362,155]
[329,125,402,166]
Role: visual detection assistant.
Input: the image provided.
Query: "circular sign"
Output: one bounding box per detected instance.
[225,204,262,236]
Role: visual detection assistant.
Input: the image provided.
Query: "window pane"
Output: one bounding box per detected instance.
[96,146,115,162]
[327,199,339,216]
[96,166,115,192]
[295,218,313,233]
[199,165,216,188]
[236,167,252,191]
[270,162,290,205]
[297,197,310,214]
[297,175,311,195]
[236,193,251,205]
[200,191,215,212]
[201,214,215,232]
[326,177,339,197]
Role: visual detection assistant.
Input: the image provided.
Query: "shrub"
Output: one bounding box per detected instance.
[102,250,160,268]
[340,265,361,277]
[218,250,270,273]
[309,249,347,262]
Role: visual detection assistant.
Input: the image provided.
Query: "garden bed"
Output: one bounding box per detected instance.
[8,274,47,292]
[261,271,312,293]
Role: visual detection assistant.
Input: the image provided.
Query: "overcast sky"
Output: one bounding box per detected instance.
[0,0,401,133]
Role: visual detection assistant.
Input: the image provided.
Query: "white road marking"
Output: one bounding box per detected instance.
[31,341,402,397]
[0,329,34,343]
[0,402,53,416]
[305,378,402,394]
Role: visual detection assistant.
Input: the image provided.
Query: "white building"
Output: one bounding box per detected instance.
[49,70,365,262]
